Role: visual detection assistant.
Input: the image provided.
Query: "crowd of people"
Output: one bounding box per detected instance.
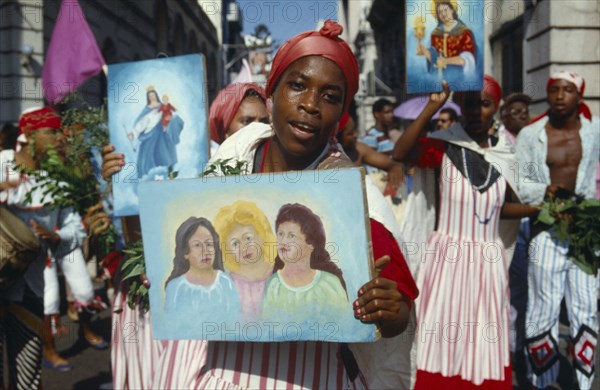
[1,18,598,390]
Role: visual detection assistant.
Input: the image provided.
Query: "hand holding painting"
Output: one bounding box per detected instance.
[353,254,409,337]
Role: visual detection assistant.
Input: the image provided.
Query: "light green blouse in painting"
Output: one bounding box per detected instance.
[262,270,349,323]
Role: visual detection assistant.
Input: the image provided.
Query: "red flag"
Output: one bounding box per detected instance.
[41,0,105,104]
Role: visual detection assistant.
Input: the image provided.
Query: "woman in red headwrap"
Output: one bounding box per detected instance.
[392,76,539,388]
[201,19,418,389]
[103,20,418,389]
[208,82,269,154]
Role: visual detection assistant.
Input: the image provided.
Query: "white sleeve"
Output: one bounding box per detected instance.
[52,206,87,258]
[132,110,162,138]
[459,52,476,75]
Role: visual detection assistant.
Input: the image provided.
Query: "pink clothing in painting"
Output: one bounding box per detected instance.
[230,271,272,319]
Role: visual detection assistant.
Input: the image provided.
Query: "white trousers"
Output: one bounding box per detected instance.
[525,230,598,389]
[43,248,94,315]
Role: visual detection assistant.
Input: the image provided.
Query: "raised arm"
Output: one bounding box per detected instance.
[392,81,450,162]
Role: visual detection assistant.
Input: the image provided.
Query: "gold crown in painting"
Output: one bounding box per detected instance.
[430,0,459,13]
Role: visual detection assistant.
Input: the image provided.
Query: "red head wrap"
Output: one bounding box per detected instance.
[18,107,62,135]
[266,20,359,114]
[209,82,267,144]
[530,71,591,123]
[483,74,502,109]
[547,70,585,97]
[337,113,351,134]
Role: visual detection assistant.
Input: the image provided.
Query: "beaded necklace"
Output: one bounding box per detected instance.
[461,147,501,224]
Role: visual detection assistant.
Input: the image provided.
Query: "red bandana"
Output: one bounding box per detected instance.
[337,113,351,134]
[209,83,266,144]
[266,20,359,114]
[547,70,585,96]
[18,107,62,135]
[483,75,502,109]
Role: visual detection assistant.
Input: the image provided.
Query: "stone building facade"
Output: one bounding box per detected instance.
[1,0,221,124]
[490,0,599,115]
[340,0,599,123]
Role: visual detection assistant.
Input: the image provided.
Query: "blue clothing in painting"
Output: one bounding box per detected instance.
[164,271,241,337]
[133,106,184,178]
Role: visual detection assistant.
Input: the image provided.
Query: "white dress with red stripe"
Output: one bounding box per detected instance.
[196,341,365,389]
[111,286,209,389]
[416,153,510,385]
[112,285,366,389]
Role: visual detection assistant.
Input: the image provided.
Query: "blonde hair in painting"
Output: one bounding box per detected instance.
[213,200,276,272]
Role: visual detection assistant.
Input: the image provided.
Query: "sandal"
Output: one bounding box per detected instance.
[85,334,109,350]
[43,358,73,372]
[67,302,79,322]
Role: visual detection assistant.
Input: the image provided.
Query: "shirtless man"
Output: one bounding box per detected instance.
[516,71,599,390]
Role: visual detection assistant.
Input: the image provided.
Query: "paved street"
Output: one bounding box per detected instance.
[42,282,112,390]
[42,290,599,389]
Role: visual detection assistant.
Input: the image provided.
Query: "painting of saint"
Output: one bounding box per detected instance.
[128,87,184,178]
[406,0,484,93]
[139,168,377,342]
[108,54,209,216]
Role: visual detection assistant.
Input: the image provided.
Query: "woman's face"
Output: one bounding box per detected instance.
[270,56,346,159]
[460,91,496,137]
[438,4,455,23]
[148,91,159,104]
[276,221,313,264]
[184,226,215,272]
[227,224,264,265]
[226,97,269,138]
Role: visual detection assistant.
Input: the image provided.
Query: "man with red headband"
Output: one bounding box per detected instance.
[1,107,108,381]
[516,71,599,389]
[0,107,72,384]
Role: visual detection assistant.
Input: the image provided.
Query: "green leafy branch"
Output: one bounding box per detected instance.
[202,158,249,177]
[535,198,600,275]
[61,94,110,150]
[120,240,149,312]
[21,98,118,261]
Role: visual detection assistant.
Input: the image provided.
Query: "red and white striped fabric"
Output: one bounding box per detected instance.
[111,287,166,389]
[415,153,510,385]
[195,341,366,389]
[112,286,366,389]
[112,287,208,389]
